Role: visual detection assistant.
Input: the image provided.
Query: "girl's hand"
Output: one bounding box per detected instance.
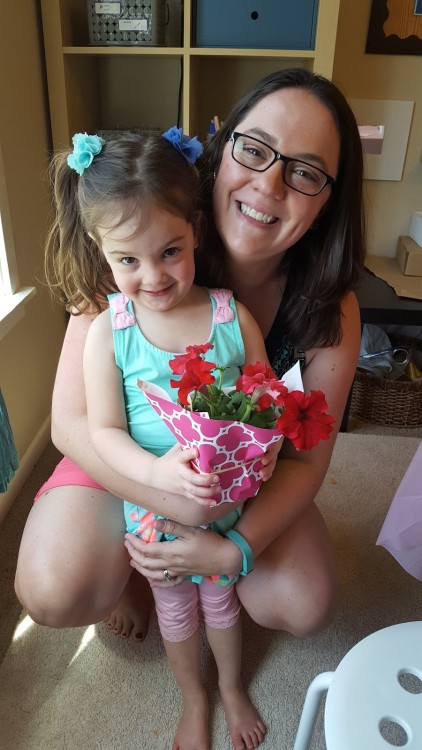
[151,444,221,505]
[124,519,242,587]
[258,438,283,482]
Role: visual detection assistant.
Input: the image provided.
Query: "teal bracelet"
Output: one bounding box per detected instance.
[224,529,254,576]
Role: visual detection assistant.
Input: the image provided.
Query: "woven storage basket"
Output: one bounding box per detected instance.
[350,371,422,428]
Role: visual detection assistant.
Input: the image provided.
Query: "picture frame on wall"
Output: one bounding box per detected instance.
[366,0,422,54]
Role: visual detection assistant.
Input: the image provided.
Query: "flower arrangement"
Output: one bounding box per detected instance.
[138,345,334,505]
[169,343,334,451]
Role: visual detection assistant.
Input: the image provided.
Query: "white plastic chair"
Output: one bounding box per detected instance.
[293,621,422,750]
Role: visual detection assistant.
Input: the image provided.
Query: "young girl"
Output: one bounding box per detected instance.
[63,128,275,750]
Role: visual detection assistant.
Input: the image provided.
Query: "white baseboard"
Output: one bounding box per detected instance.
[0,415,51,525]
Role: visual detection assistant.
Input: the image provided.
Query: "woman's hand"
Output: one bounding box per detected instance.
[124,519,242,587]
[258,437,283,482]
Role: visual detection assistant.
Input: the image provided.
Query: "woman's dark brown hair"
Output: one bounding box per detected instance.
[196,67,366,349]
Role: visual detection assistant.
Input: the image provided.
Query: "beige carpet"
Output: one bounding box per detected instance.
[1,433,422,750]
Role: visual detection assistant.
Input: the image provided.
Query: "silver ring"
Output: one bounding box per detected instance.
[163,569,174,582]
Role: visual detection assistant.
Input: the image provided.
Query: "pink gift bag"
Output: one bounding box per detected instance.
[139,363,303,505]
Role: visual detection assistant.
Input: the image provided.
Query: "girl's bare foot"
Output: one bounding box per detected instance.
[173,688,209,750]
[220,685,266,750]
[105,571,152,641]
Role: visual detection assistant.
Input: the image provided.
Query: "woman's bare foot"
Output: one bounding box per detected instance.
[173,688,209,750]
[105,571,152,641]
[220,684,266,750]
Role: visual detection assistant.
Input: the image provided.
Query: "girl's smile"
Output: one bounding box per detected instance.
[96,206,198,313]
[142,285,175,297]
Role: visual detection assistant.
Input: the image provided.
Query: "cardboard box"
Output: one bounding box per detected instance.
[396,236,422,277]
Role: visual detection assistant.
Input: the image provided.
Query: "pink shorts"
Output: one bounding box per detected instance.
[34,457,105,501]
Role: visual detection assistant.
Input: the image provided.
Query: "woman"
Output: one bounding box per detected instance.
[15,68,364,644]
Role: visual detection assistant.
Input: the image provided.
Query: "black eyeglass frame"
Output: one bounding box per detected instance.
[230,131,335,197]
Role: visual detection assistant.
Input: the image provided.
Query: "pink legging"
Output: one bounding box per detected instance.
[152,579,241,642]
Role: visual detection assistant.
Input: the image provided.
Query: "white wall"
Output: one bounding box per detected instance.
[333,0,422,257]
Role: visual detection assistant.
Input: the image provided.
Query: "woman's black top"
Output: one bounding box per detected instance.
[265,294,306,378]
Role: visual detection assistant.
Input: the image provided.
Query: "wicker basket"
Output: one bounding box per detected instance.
[350,370,422,428]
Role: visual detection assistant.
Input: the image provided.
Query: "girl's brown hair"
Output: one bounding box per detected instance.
[45,131,203,315]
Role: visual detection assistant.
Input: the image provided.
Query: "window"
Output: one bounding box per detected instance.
[0,146,36,343]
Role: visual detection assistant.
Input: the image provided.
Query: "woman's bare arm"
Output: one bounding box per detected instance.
[234,291,361,554]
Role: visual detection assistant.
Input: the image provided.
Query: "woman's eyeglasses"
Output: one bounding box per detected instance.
[230,131,335,197]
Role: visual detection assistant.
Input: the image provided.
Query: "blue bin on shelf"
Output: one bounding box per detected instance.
[193,0,319,50]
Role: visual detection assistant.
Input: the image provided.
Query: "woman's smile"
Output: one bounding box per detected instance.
[239,202,277,225]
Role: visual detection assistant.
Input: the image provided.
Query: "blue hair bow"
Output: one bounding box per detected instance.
[67,133,105,175]
[162,127,203,165]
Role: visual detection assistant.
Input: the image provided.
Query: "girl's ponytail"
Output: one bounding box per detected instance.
[45,151,114,314]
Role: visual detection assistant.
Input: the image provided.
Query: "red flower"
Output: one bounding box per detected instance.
[256,393,275,411]
[255,387,285,410]
[170,343,214,375]
[276,390,335,451]
[168,346,333,449]
[170,356,216,406]
[235,362,277,395]
[270,384,288,408]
